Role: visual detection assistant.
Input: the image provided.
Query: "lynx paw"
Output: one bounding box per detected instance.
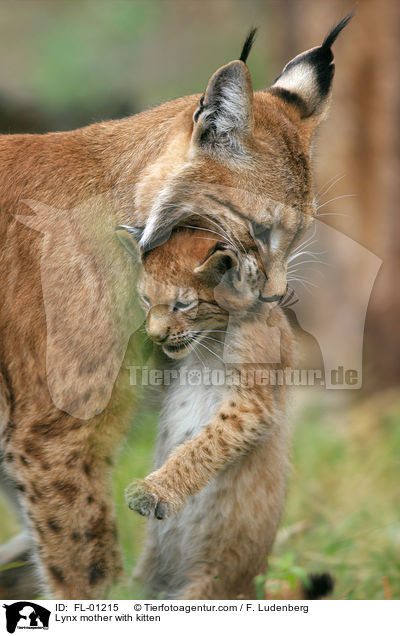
[232,254,263,299]
[125,479,175,520]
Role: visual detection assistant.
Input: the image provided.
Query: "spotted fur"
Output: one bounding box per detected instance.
[0,17,350,598]
[125,229,294,599]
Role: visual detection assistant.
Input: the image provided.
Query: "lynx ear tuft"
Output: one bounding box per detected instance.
[269,12,354,123]
[239,27,257,64]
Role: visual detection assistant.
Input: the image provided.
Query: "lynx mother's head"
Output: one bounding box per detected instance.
[122,14,353,302]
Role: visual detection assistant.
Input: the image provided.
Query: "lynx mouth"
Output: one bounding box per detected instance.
[162,335,196,358]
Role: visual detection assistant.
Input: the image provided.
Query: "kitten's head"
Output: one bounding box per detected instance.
[117,227,264,359]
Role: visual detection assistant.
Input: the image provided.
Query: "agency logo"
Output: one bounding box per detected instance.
[3,603,50,634]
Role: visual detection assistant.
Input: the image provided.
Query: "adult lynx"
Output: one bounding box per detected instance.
[0,16,351,597]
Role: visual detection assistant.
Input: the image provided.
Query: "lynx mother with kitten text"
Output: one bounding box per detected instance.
[0,16,352,598]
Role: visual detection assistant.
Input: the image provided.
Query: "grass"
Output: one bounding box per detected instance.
[1,390,399,599]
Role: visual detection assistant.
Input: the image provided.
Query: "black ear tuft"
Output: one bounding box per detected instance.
[310,10,356,98]
[269,11,354,124]
[322,10,355,50]
[239,27,257,63]
[193,28,257,132]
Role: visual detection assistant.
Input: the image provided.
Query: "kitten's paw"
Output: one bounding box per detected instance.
[124,479,175,520]
[232,254,263,300]
[215,252,264,312]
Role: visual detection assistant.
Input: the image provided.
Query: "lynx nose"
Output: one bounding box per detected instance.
[146,305,170,343]
[149,328,170,343]
[259,275,288,303]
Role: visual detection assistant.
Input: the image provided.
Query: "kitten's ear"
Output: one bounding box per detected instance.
[268,12,353,133]
[115,225,144,259]
[194,247,239,281]
[191,59,253,154]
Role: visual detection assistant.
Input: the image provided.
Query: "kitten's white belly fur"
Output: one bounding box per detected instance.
[157,368,228,461]
[149,353,230,596]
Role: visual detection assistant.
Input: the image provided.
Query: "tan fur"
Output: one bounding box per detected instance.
[126,229,294,599]
[0,31,338,597]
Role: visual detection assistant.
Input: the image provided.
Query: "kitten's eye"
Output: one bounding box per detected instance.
[141,295,151,307]
[172,301,196,312]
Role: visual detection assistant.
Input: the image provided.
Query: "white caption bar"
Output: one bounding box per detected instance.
[1,599,396,635]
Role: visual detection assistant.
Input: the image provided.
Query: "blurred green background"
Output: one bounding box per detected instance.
[0,0,399,600]
[0,0,278,132]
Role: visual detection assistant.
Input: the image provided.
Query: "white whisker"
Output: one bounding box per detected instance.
[288,258,327,269]
[205,210,249,257]
[316,173,346,200]
[193,346,206,369]
[316,194,356,210]
[194,206,249,256]
[288,226,318,259]
[201,335,236,353]
[188,211,244,254]
[288,247,326,264]
[192,337,226,364]
[181,224,238,253]
[316,212,350,218]
[287,276,320,289]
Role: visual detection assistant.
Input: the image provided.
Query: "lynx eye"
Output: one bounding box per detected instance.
[172,300,196,312]
[141,295,151,307]
[250,222,271,244]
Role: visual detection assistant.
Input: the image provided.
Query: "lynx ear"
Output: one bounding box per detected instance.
[194,247,239,281]
[269,12,353,128]
[192,60,253,153]
[115,225,144,258]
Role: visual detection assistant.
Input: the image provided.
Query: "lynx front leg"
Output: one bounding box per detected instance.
[126,389,277,519]
[2,415,122,599]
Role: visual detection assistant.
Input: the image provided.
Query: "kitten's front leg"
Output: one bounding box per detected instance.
[125,389,276,519]
[125,476,184,520]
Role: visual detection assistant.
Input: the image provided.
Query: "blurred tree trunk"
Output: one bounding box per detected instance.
[274,0,400,392]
